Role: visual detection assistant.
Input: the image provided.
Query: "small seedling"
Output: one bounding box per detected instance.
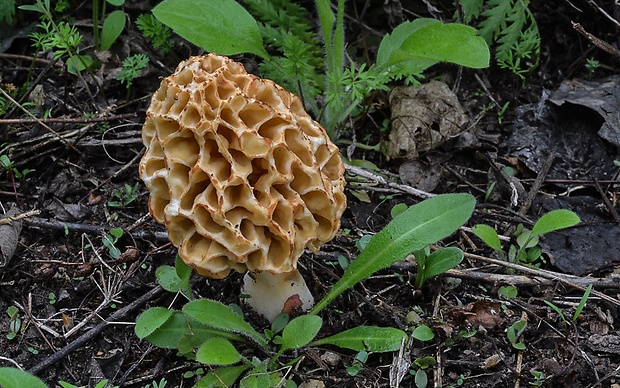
[108,182,140,208]
[544,283,593,329]
[412,246,464,289]
[48,292,57,305]
[144,378,168,388]
[136,13,174,54]
[530,370,545,386]
[472,209,580,267]
[117,54,149,91]
[6,306,21,340]
[506,318,527,350]
[585,58,600,74]
[102,227,123,259]
[27,347,39,355]
[346,350,368,376]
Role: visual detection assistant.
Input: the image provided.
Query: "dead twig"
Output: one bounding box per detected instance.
[28,286,164,376]
[572,22,620,59]
[0,113,137,125]
[0,209,40,225]
[0,87,81,154]
[345,164,435,199]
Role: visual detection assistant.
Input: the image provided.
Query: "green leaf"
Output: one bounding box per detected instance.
[134,307,174,339]
[155,265,181,293]
[153,0,269,58]
[498,285,518,299]
[421,247,463,281]
[311,326,407,352]
[183,300,268,349]
[376,18,490,73]
[390,203,408,219]
[412,325,434,341]
[66,54,93,75]
[311,194,475,314]
[144,311,243,349]
[0,367,48,388]
[281,315,322,351]
[0,0,15,24]
[573,284,593,322]
[100,10,126,50]
[195,365,250,387]
[471,224,502,251]
[106,0,124,5]
[531,209,580,237]
[196,337,241,365]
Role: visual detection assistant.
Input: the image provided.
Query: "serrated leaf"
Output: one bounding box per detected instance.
[311,326,407,352]
[377,19,489,72]
[281,315,322,351]
[412,325,434,341]
[153,0,269,58]
[100,10,126,51]
[531,209,580,237]
[0,367,47,388]
[422,247,463,281]
[195,365,250,387]
[311,194,475,314]
[196,337,241,365]
[471,224,502,251]
[134,307,174,339]
[183,300,268,349]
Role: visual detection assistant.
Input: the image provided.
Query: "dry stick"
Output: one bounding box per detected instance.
[0,113,137,125]
[463,252,620,307]
[23,216,169,243]
[572,22,620,59]
[28,286,164,376]
[0,87,80,154]
[518,153,555,216]
[345,164,435,199]
[0,209,40,225]
[590,175,620,222]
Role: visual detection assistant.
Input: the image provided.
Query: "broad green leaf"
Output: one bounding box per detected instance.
[377,18,438,74]
[311,326,407,352]
[196,337,241,365]
[134,307,174,338]
[144,311,243,349]
[66,54,93,75]
[422,247,463,281]
[100,10,126,51]
[175,256,194,299]
[106,0,124,5]
[412,325,434,341]
[311,193,475,314]
[155,265,181,293]
[471,224,502,251]
[195,365,250,387]
[376,19,489,72]
[153,0,268,58]
[531,209,580,237]
[0,367,47,388]
[183,300,268,348]
[281,315,322,351]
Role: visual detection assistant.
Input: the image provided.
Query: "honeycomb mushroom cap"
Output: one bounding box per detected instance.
[140,54,346,278]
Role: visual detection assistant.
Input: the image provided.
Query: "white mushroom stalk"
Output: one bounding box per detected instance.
[139,54,346,321]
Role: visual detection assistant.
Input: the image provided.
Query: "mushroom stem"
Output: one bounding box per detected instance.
[241,269,314,322]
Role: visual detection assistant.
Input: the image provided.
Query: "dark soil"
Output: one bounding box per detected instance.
[1,1,620,387]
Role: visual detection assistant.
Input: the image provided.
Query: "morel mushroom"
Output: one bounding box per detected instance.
[139,54,346,321]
